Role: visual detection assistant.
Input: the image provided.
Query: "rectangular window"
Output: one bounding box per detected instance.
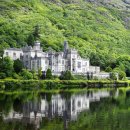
[77,62,81,68]
[32,61,35,69]
[62,60,64,65]
[26,61,28,67]
[37,60,40,67]
[13,53,16,57]
[45,60,48,64]
[6,52,8,56]
[83,68,85,72]
[78,101,81,107]
[49,60,51,65]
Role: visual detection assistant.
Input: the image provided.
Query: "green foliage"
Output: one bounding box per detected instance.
[0,72,6,79]
[19,69,33,80]
[38,67,42,79]
[116,56,130,76]
[110,72,117,80]
[27,34,35,46]
[119,71,126,80]
[46,68,52,79]
[73,75,87,80]
[12,73,21,79]
[31,69,38,80]
[105,66,112,72]
[60,70,74,80]
[33,24,40,41]
[13,59,23,73]
[0,57,14,78]
[1,0,130,76]
[113,67,126,80]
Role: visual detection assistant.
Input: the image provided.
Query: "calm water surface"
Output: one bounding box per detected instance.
[0,89,130,130]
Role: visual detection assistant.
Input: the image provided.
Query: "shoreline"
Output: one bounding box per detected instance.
[0,79,129,91]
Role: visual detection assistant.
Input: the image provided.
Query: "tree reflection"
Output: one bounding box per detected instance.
[0,89,130,130]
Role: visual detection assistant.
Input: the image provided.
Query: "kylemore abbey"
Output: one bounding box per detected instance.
[3,41,110,79]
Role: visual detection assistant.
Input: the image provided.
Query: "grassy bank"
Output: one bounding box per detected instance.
[0,79,129,91]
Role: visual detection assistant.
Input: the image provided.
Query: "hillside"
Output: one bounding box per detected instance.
[0,0,130,75]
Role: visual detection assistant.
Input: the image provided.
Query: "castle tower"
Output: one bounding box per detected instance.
[33,41,41,50]
[64,41,69,52]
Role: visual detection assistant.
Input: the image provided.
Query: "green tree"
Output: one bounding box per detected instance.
[0,72,6,79]
[119,71,126,80]
[46,68,52,79]
[31,69,38,80]
[33,25,40,41]
[20,69,33,80]
[0,42,9,58]
[113,67,126,80]
[110,72,117,80]
[0,57,14,77]
[105,66,112,72]
[60,70,74,80]
[38,67,42,79]
[27,34,35,46]
[0,49,4,59]
[13,59,23,73]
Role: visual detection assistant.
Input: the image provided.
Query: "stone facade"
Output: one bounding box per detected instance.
[3,41,104,76]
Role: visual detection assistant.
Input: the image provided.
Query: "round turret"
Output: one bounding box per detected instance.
[33,41,41,50]
[34,41,40,46]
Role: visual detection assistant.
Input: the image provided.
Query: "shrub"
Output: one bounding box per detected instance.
[46,68,52,79]
[113,67,126,80]
[110,72,117,80]
[20,69,33,80]
[74,75,87,80]
[60,70,74,80]
[31,70,38,80]
[105,66,112,72]
[118,71,126,80]
[0,72,6,79]
[0,57,14,77]
[38,67,42,79]
[13,59,23,73]
[12,73,21,79]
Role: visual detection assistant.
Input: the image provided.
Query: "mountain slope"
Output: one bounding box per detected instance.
[0,0,130,72]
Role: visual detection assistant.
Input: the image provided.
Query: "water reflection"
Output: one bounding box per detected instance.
[0,90,118,130]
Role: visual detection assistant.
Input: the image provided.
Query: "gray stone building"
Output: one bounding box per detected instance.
[3,41,110,78]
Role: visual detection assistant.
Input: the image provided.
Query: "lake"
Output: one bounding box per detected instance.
[0,88,130,130]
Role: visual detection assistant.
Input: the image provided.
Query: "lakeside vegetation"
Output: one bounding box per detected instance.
[0,56,128,91]
[0,0,130,78]
[0,56,127,80]
[0,79,129,91]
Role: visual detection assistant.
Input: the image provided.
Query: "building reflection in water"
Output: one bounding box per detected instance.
[3,90,118,130]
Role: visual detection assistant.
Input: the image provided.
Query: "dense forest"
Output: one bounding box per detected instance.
[0,0,130,77]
